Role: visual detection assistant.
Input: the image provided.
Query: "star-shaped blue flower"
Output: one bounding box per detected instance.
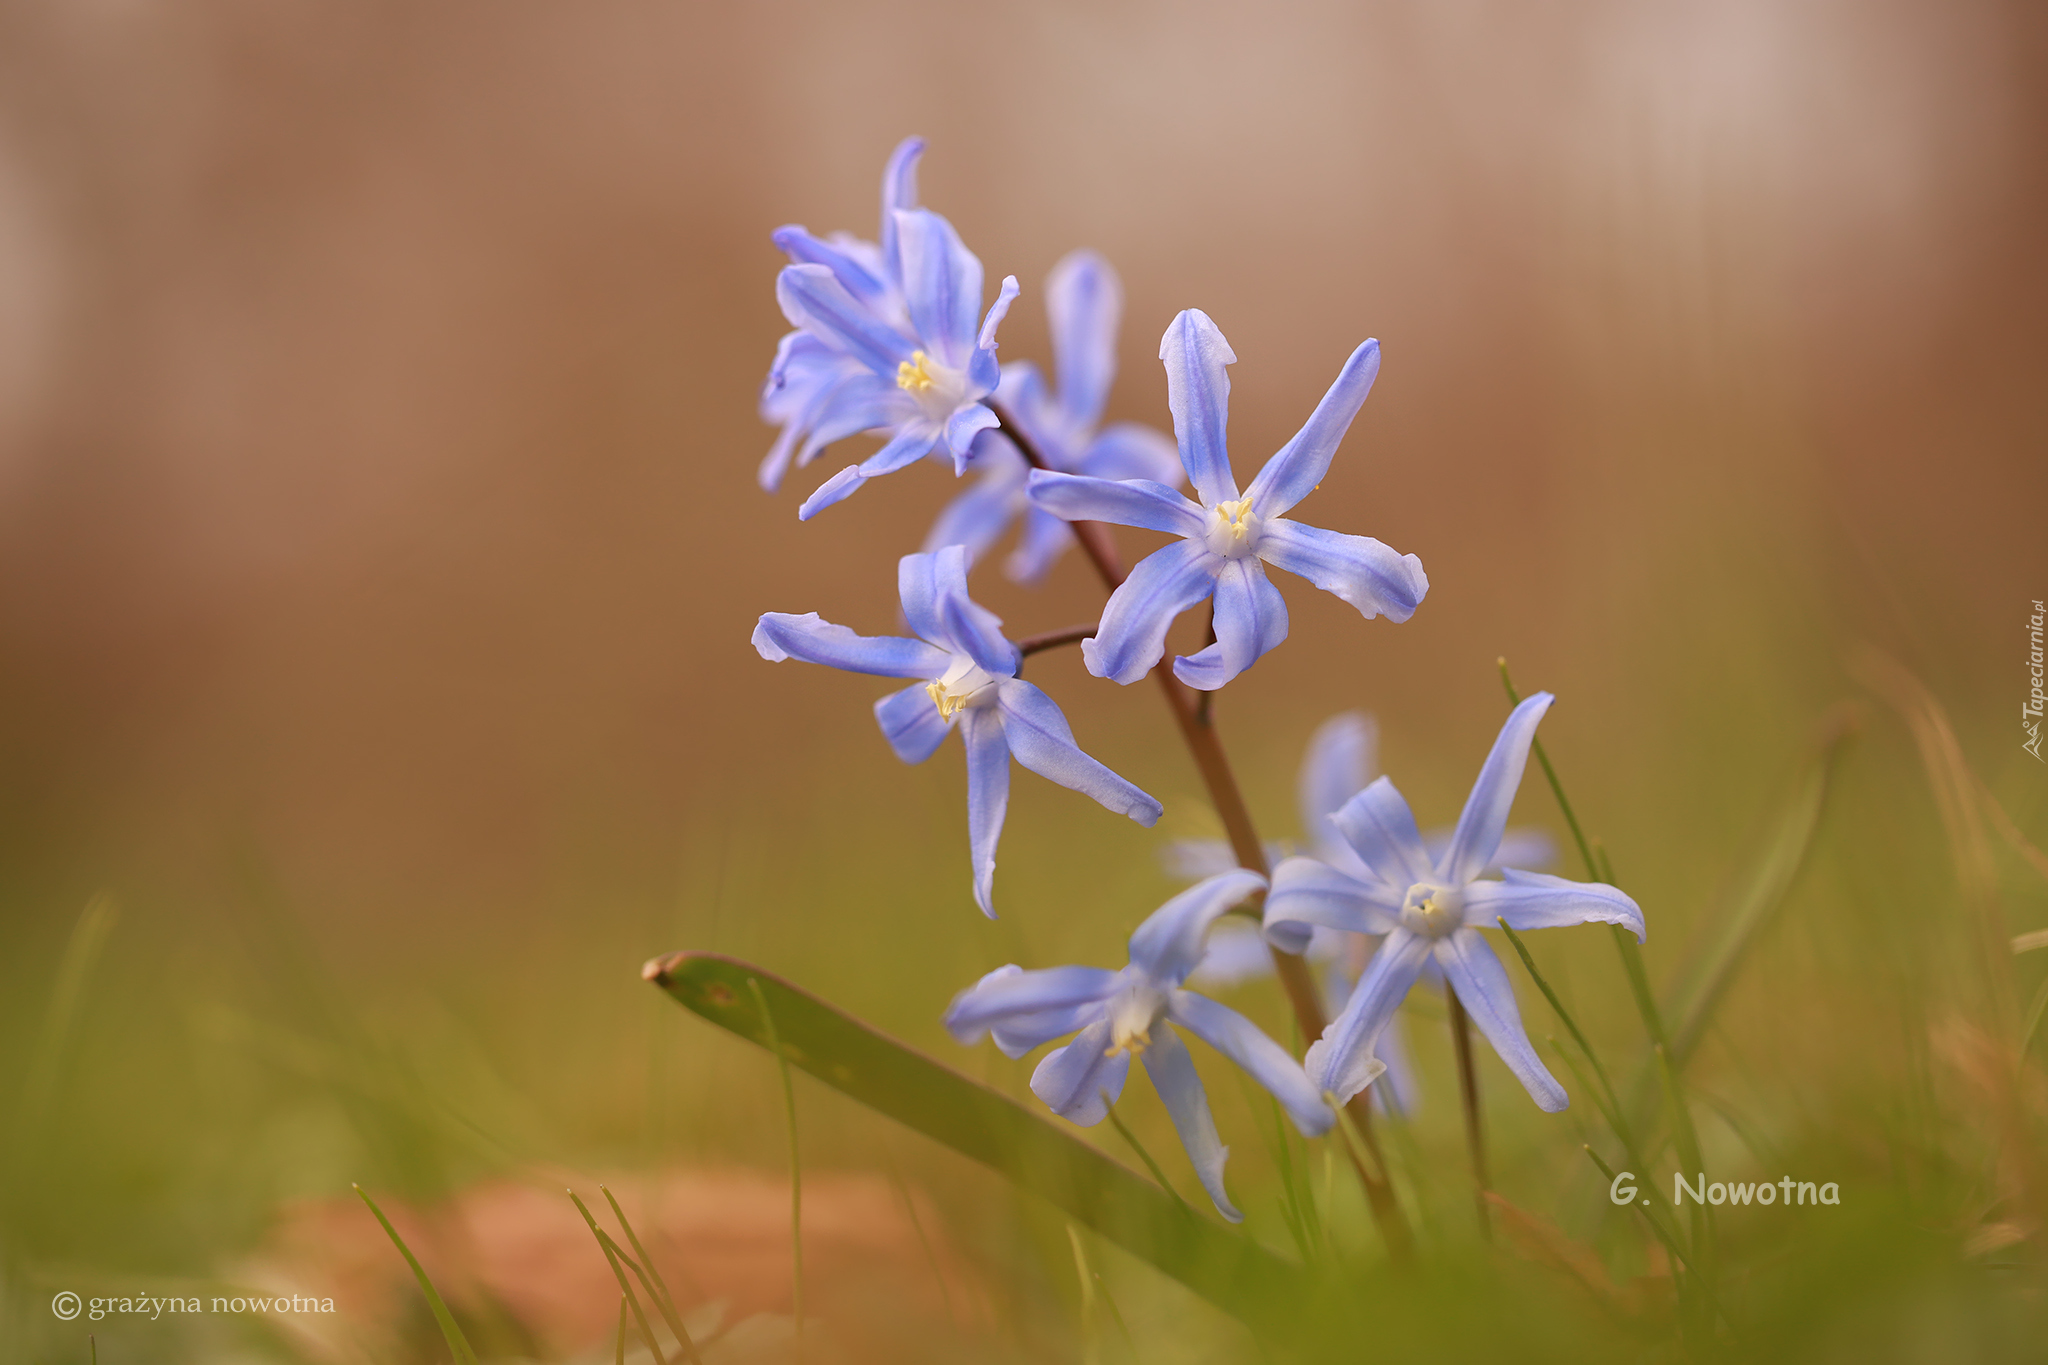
[752,547,1161,915]
[1026,309,1427,691]
[943,870,1345,1221]
[924,251,1181,583]
[1263,693,1645,1112]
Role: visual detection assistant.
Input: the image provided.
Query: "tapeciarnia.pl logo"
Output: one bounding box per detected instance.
[2026,599,2044,761]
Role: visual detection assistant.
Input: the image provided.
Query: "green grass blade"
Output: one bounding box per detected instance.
[352,1183,480,1365]
[646,951,1314,1338]
[745,976,805,1338]
[601,1184,701,1362]
[616,1295,628,1365]
[570,1191,672,1365]
[21,893,119,1140]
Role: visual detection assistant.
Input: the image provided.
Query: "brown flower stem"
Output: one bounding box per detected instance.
[991,404,1411,1258]
[1447,988,1492,1241]
[1015,622,1099,657]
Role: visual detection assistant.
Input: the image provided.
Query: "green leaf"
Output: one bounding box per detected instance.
[646,952,1314,1336]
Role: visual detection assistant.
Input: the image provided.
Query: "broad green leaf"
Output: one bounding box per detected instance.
[646,951,1314,1336]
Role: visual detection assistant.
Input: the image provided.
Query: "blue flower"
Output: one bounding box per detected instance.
[924,251,1181,583]
[757,137,925,494]
[1026,310,1427,690]
[943,870,1346,1221]
[768,148,1019,519]
[752,546,1161,916]
[1264,694,1645,1112]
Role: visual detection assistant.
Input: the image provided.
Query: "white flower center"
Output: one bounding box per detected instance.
[1399,882,1465,941]
[925,654,998,720]
[895,349,968,420]
[1103,977,1168,1058]
[1203,498,1263,558]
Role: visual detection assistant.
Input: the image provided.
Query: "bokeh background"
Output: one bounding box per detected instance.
[0,2,2044,1361]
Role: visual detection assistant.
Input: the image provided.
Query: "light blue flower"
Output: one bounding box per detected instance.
[943,870,1348,1221]
[1264,694,1645,1112]
[774,202,1018,519]
[1026,310,1427,690]
[752,546,1161,916]
[924,251,1181,582]
[757,137,925,494]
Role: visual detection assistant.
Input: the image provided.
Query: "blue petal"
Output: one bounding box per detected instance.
[1173,557,1288,691]
[1025,470,1206,536]
[1303,927,1429,1105]
[796,466,866,520]
[1368,1009,1421,1117]
[1299,712,1376,857]
[1140,1025,1240,1221]
[858,422,944,477]
[1492,829,1559,873]
[922,440,1027,564]
[1160,838,1241,883]
[1127,868,1268,985]
[1184,917,1276,988]
[1329,777,1435,887]
[1080,423,1183,485]
[1262,856,1400,955]
[788,371,901,471]
[1030,1016,1130,1124]
[1463,870,1645,942]
[1434,928,1567,1112]
[919,545,1015,673]
[873,682,950,764]
[1004,506,1075,585]
[1437,692,1554,887]
[942,963,1117,1049]
[967,275,1020,395]
[752,612,949,678]
[992,1003,1103,1060]
[1081,539,1222,686]
[961,707,1011,917]
[1167,990,1334,1137]
[1256,518,1427,623]
[1046,249,1121,429]
[1158,309,1240,506]
[944,403,1001,472]
[993,680,1160,824]
[1244,339,1380,518]
[878,136,925,283]
[776,264,912,376]
[772,225,892,311]
[894,208,983,368]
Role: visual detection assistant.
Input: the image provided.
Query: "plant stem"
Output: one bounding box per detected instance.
[994,404,1411,1257]
[1446,989,1492,1240]
[1016,622,1099,657]
[748,977,804,1339]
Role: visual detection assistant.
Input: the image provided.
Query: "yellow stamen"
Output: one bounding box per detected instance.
[1217,498,1255,539]
[896,350,938,393]
[926,678,971,721]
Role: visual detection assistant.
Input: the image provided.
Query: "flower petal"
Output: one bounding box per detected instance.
[1173,557,1288,691]
[752,613,949,678]
[1185,918,1277,989]
[795,465,867,520]
[942,963,1117,1049]
[1434,928,1567,1111]
[944,403,1001,472]
[921,441,1027,566]
[919,545,1016,674]
[1141,1024,1240,1221]
[1160,837,1241,883]
[1046,249,1122,429]
[1030,1016,1130,1124]
[858,422,944,477]
[1303,927,1428,1105]
[878,136,925,281]
[1024,470,1206,536]
[1263,856,1400,953]
[873,682,951,764]
[1438,692,1554,886]
[1256,519,1427,624]
[1081,423,1184,486]
[776,264,913,376]
[967,275,1021,394]
[1330,777,1435,887]
[1158,309,1240,505]
[960,707,1012,917]
[994,680,1161,825]
[1004,506,1075,585]
[1244,339,1380,518]
[1463,870,1645,942]
[1493,829,1559,873]
[1168,990,1334,1137]
[1080,540,1222,686]
[894,208,983,368]
[772,225,892,311]
[1367,1009,1421,1117]
[1127,868,1268,985]
[1298,711,1376,847]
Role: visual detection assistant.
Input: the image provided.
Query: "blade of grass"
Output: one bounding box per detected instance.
[352,1183,479,1365]
[882,1149,957,1327]
[1102,1091,1193,1216]
[647,952,1313,1337]
[569,1190,673,1365]
[746,976,805,1338]
[1500,919,1630,1146]
[616,1295,628,1365]
[600,1185,701,1361]
[21,894,119,1140]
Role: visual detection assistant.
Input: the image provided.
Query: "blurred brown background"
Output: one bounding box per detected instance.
[0,0,2042,1127]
